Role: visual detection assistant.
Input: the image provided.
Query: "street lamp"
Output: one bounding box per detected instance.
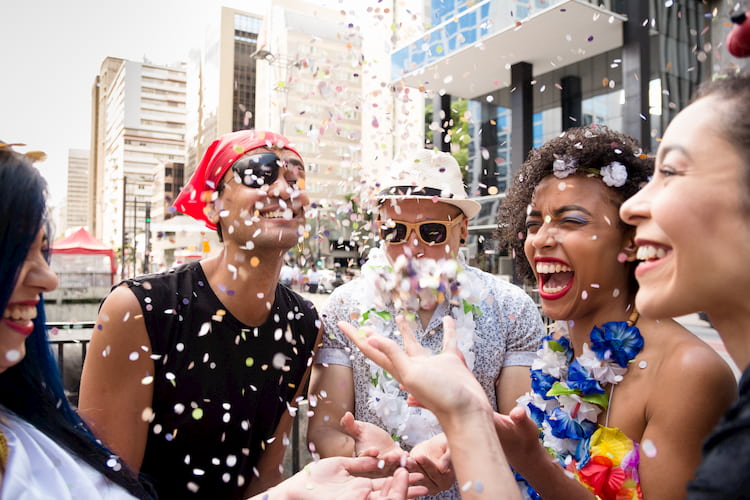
[250,48,276,63]
[251,48,303,135]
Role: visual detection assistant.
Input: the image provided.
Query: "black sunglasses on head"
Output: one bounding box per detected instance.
[231,152,301,189]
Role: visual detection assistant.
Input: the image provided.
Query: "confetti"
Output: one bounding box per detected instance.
[5,350,21,363]
[642,439,657,457]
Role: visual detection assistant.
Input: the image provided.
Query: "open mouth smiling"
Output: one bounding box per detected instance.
[636,244,667,261]
[536,260,575,298]
[2,302,38,337]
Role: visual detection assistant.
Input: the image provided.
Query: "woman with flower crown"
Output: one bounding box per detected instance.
[490,126,737,499]
[342,126,737,500]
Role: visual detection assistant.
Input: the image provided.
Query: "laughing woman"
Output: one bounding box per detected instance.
[0,144,155,499]
[620,71,750,498]
[495,126,736,499]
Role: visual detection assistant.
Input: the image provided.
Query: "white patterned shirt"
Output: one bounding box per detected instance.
[315,263,545,500]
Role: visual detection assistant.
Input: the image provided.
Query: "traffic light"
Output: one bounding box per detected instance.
[145,203,151,224]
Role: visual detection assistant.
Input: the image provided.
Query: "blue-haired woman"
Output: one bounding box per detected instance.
[0,144,156,498]
[0,141,426,500]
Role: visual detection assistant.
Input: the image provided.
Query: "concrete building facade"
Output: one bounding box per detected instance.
[63,148,91,233]
[387,0,740,275]
[90,57,187,276]
[253,0,366,267]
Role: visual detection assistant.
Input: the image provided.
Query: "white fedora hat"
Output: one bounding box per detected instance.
[377,148,481,219]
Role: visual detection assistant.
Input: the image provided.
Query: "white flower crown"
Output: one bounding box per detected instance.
[551,155,628,188]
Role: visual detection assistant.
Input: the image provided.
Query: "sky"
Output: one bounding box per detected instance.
[0,0,267,207]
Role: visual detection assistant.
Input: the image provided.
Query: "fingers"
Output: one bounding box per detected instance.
[405,393,426,409]
[387,467,409,499]
[340,411,359,437]
[441,316,458,354]
[394,315,422,355]
[435,448,452,473]
[509,405,529,422]
[371,468,428,499]
[363,336,411,380]
[339,321,394,371]
[334,455,386,476]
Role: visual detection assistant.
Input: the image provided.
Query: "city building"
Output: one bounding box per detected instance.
[387,0,737,276]
[253,0,366,267]
[90,56,188,276]
[62,148,91,233]
[185,7,265,174]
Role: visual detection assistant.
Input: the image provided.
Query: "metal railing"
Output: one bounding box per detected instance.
[47,321,93,405]
[46,320,309,474]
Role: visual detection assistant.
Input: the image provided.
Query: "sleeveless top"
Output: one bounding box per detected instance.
[0,407,137,499]
[123,262,319,500]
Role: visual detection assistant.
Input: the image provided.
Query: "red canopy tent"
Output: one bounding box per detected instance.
[52,227,117,276]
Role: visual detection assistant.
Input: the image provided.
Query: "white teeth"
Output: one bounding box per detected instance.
[535,262,573,274]
[3,305,37,322]
[636,245,667,261]
[542,284,566,293]
[262,209,294,220]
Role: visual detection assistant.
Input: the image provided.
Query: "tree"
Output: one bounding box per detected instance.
[425,97,471,182]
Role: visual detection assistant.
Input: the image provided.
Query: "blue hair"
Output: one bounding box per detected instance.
[0,149,154,498]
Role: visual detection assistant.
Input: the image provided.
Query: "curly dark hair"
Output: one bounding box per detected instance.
[497,125,653,285]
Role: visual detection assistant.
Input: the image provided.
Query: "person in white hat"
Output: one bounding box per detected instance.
[307,148,545,499]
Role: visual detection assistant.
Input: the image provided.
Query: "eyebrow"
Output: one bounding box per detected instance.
[286,157,304,168]
[527,204,593,218]
[656,143,691,163]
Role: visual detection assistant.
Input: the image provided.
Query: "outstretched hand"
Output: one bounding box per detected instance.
[254,455,428,499]
[408,433,454,495]
[492,406,547,475]
[338,315,492,420]
[341,413,454,495]
[340,411,411,476]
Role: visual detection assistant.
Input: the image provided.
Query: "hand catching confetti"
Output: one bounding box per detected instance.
[339,315,492,420]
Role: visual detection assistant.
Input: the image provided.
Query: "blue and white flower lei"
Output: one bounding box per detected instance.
[516,319,643,498]
[356,245,484,446]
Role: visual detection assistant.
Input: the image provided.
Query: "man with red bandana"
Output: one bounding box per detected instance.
[78,130,322,500]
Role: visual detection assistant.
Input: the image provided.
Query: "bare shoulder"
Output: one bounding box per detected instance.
[88,284,152,359]
[643,318,736,405]
[100,284,142,316]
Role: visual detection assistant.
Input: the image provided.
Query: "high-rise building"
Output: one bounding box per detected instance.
[90,57,187,276]
[254,0,366,266]
[185,7,263,177]
[64,148,91,232]
[387,0,730,273]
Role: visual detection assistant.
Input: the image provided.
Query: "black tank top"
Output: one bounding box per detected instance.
[121,262,318,499]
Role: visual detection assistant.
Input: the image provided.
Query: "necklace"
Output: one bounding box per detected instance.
[356,246,484,447]
[516,312,644,499]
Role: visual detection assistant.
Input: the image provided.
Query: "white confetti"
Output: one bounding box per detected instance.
[198,322,211,337]
[642,439,657,457]
[5,350,21,363]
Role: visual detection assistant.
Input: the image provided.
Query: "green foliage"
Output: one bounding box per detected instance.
[425,98,471,183]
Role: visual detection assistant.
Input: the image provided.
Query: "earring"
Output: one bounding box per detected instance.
[460,238,466,244]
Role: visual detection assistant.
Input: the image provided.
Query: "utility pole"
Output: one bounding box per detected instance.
[121,176,127,279]
[143,202,151,274]
[132,198,138,275]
